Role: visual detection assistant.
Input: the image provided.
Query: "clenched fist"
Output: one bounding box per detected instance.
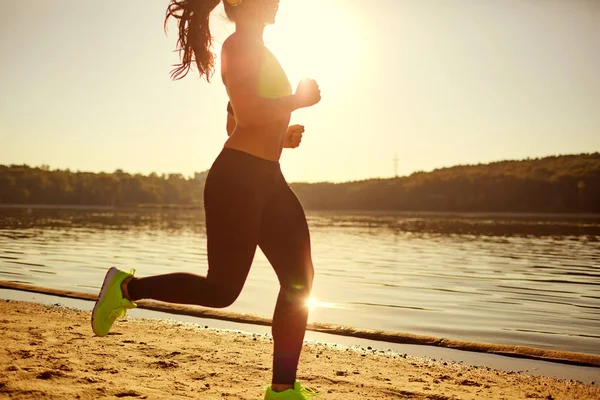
[283,124,304,149]
[294,79,321,108]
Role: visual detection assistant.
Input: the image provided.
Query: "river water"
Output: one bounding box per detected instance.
[1,207,599,356]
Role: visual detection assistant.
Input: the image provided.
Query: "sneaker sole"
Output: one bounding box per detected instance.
[91,267,119,336]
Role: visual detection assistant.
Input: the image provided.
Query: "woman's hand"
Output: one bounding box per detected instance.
[294,79,321,109]
[283,124,304,149]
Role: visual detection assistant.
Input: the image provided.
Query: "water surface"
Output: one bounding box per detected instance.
[1,207,599,355]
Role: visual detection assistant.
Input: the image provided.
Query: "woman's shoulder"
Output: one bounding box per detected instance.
[221,34,265,83]
[222,33,264,56]
[222,33,238,51]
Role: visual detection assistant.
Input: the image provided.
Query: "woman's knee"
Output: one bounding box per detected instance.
[208,284,242,308]
[280,274,313,305]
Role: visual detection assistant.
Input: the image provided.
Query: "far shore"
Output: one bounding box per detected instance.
[2,203,600,220]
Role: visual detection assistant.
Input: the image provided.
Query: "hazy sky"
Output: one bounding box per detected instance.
[1,0,598,182]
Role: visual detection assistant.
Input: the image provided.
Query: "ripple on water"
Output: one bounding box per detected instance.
[1,209,599,355]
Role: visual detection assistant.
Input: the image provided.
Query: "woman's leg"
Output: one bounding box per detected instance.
[258,181,314,385]
[126,153,263,308]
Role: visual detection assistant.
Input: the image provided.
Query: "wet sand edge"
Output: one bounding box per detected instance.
[2,280,599,368]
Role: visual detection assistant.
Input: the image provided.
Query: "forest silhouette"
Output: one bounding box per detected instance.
[0,153,598,213]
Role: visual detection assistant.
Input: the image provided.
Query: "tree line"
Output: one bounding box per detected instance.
[1,153,599,213]
[0,167,204,207]
[292,153,600,213]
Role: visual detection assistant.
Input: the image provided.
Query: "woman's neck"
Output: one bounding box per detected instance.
[235,21,265,43]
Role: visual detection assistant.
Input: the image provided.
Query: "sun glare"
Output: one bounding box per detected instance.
[265,0,364,96]
[306,296,321,313]
[305,296,338,313]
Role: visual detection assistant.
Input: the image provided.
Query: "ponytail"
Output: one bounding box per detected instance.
[165,0,221,81]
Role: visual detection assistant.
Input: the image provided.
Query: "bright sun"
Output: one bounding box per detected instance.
[265,0,364,96]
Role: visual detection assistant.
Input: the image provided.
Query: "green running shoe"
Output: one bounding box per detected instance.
[264,381,319,399]
[91,267,136,337]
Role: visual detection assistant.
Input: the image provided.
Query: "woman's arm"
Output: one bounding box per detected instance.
[222,37,319,127]
[283,124,304,148]
[226,111,236,136]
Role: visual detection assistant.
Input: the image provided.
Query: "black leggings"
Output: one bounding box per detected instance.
[127,148,314,385]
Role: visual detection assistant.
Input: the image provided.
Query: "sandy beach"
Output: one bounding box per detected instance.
[1,300,599,400]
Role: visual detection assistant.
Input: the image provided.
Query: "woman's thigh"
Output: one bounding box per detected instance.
[258,184,314,293]
[203,162,263,295]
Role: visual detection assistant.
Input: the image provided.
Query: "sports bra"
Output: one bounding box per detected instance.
[227,45,292,116]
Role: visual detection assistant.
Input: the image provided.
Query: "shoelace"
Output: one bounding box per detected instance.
[298,385,319,399]
[108,300,129,320]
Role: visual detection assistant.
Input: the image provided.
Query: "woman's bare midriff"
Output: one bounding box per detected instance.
[224,117,291,162]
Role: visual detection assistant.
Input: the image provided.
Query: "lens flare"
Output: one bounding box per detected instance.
[306,296,321,313]
[305,296,339,313]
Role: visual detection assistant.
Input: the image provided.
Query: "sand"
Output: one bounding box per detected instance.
[0,300,598,400]
[2,281,599,369]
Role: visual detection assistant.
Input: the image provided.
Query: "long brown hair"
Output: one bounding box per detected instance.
[165,0,221,81]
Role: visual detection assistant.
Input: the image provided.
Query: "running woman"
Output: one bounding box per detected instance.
[91,0,321,399]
